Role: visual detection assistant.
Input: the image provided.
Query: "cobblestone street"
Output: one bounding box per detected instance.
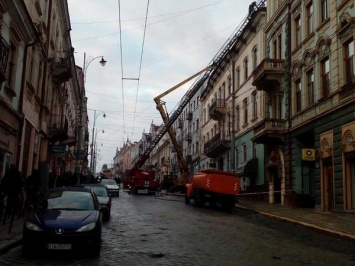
[1,191,355,265]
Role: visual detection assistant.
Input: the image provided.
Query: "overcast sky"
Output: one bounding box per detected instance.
[67,0,253,171]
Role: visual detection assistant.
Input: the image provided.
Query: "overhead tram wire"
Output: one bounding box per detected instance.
[117,0,126,138]
[131,0,150,137]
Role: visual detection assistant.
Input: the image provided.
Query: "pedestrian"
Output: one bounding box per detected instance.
[0,164,23,221]
[25,169,41,196]
[24,169,42,210]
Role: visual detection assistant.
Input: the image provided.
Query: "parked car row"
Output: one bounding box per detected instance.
[22,179,120,258]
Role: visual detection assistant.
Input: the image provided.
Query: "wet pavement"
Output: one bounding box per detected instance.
[1,195,355,255]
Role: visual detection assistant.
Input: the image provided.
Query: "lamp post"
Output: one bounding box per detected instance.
[93,129,104,174]
[77,52,106,175]
[90,111,106,173]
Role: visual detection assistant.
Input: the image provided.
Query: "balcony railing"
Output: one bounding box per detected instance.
[204,132,230,158]
[186,111,192,121]
[49,114,69,142]
[0,35,10,83]
[252,58,285,91]
[209,99,227,120]
[185,133,192,142]
[252,118,286,145]
[177,118,183,128]
[51,53,72,84]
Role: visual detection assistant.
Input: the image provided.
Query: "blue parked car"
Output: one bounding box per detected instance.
[22,187,102,257]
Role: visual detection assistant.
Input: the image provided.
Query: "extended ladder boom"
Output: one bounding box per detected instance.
[131,65,214,172]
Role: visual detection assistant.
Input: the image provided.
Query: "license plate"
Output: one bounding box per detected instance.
[47,243,72,250]
[138,189,148,194]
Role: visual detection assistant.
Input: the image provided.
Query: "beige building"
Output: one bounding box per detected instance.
[0,0,37,180]
[1,1,87,188]
[200,2,266,192]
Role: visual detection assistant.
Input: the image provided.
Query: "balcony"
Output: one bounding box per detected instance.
[49,114,69,142]
[186,155,192,163]
[186,111,192,121]
[252,59,285,92]
[185,133,192,142]
[177,118,183,128]
[0,35,10,83]
[51,56,72,84]
[209,99,227,120]
[252,118,286,145]
[204,132,230,158]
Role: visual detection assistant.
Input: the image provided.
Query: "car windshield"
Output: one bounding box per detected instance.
[101,179,117,185]
[42,191,95,210]
[87,186,108,197]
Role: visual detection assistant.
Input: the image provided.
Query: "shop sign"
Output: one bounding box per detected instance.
[302,148,315,161]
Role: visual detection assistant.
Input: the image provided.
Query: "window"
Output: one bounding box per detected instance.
[37,60,43,96]
[277,34,282,59]
[228,75,232,95]
[295,15,301,47]
[273,39,277,59]
[252,142,256,159]
[243,98,248,125]
[295,79,302,112]
[6,44,15,89]
[344,39,354,83]
[321,0,329,23]
[252,46,258,70]
[321,57,330,98]
[307,69,314,105]
[236,106,240,131]
[235,148,239,168]
[29,46,35,84]
[244,57,248,81]
[236,67,240,88]
[306,2,313,36]
[242,144,247,163]
[222,82,225,99]
[252,91,257,119]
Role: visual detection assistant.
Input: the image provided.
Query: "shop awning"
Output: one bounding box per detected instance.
[235,158,258,178]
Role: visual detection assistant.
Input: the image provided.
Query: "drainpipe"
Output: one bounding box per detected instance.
[286,3,292,206]
[17,13,44,170]
[230,58,236,171]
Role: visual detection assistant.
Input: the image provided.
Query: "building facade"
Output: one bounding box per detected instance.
[0,1,88,190]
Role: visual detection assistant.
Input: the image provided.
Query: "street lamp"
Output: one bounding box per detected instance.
[84,54,107,82]
[90,111,106,173]
[93,129,104,174]
[76,52,107,176]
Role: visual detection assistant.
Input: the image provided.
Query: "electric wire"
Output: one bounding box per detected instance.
[117,0,126,142]
[131,0,150,138]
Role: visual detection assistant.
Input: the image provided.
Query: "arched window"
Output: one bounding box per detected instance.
[244,57,249,80]
[252,46,258,70]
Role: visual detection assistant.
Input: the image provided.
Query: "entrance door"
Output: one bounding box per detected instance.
[323,160,334,212]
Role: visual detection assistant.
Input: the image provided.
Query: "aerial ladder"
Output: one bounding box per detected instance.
[153,64,215,192]
[123,65,214,193]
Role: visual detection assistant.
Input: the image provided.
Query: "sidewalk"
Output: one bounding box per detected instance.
[235,197,355,241]
[0,214,25,254]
